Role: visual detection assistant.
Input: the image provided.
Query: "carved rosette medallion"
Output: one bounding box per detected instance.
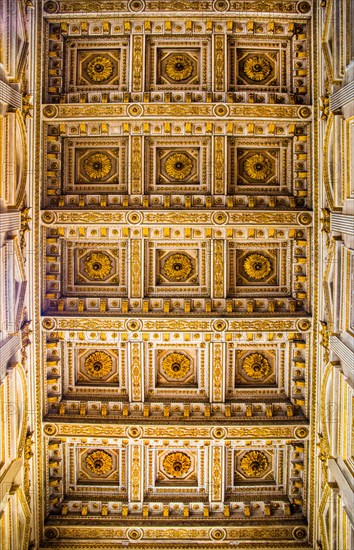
[83,153,112,180]
[85,450,113,475]
[161,352,191,379]
[244,154,272,181]
[163,253,193,281]
[83,252,113,280]
[165,153,193,180]
[243,254,272,280]
[84,351,113,378]
[163,452,192,477]
[242,353,270,379]
[86,56,113,82]
[243,55,272,82]
[240,451,269,477]
[165,54,193,81]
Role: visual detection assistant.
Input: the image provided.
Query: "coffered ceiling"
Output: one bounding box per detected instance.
[37,0,315,547]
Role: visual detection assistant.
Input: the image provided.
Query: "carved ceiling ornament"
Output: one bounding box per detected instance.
[242,353,271,379]
[84,351,113,378]
[240,450,269,477]
[163,253,193,281]
[163,452,192,477]
[243,55,272,82]
[85,450,113,475]
[86,56,114,82]
[38,8,314,545]
[83,152,112,180]
[244,153,273,181]
[165,53,193,81]
[83,252,113,280]
[161,352,191,379]
[164,152,193,180]
[243,253,272,280]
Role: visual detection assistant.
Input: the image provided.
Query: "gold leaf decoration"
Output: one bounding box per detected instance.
[163,452,192,477]
[164,153,193,180]
[84,252,113,280]
[84,351,113,378]
[83,153,112,180]
[85,450,113,475]
[243,55,272,82]
[242,353,270,379]
[243,253,272,280]
[163,253,193,281]
[161,352,191,379]
[240,450,269,477]
[86,56,113,82]
[244,154,272,181]
[165,54,193,81]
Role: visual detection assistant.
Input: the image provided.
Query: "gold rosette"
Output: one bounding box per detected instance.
[165,153,193,180]
[161,352,191,379]
[243,55,271,82]
[165,54,193,81]
[240,451,269,477]
[163,452,191,477]
[242,353,270,379]
[243,253,272,280]
[86,56,113,82]
[85,450,113,475]
[83,153,112,180]
[84,351,113,378]
[244,154,272,181]
[163,253,193,281]
[83,252,112,280]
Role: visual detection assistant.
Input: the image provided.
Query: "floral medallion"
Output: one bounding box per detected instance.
[161,352,191,379]
[163,253,193,281]
[84,351,113,378]
[243,253,272,280]
[163,452,191,477]
[244,154,272,181]
[165,153,193,180]
[83,252,113,280]
[165,54,193,81]
[85,450,113,475]
[240,450,269,477]
[83,153,112,180]
[243,55,271,82]
[242,353,270,379]
[86,56,113,82]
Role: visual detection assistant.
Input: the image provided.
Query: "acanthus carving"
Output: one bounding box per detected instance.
[214,35,224,91]
[131,343,142,401]
[132,36,143,91]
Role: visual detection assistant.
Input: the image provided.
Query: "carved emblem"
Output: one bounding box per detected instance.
[83,252,113,280]
[85,450,113,475]
[243,253,272,280]
[244,154,272,181]
[161,352,191,379]
[240,451,269,477]
[242,353,270,379]
[83,152,112,180]
[86,56,114,82]
[165,153,193,180]
[165,54,193,81]
[163,452,192,477]
[243,55,272,82]
[84,351,113,378]
[163,253,193,281]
